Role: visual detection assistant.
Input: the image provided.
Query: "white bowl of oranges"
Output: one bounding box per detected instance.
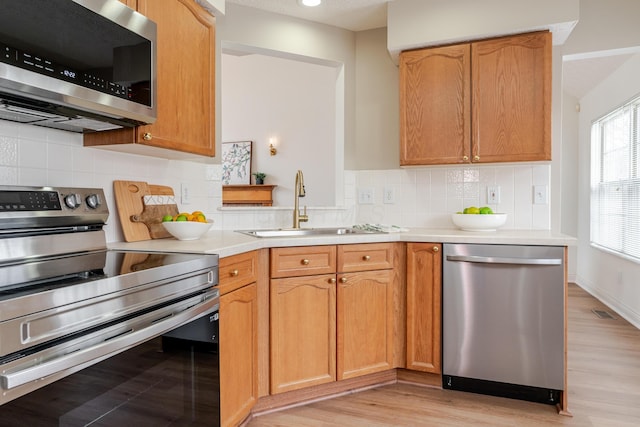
[162,211,213,241]
[451,206,507,231]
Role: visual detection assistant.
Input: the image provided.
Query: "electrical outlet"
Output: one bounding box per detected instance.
[181,182,191,205]
[487,186,500,204]
[533,185,548,205]
[383,187,395,204]
[357,188,374,204]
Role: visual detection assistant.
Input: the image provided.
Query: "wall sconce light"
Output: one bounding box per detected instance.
[269,138,277,156]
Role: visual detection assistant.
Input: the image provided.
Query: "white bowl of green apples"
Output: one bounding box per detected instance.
[451,206,507,231]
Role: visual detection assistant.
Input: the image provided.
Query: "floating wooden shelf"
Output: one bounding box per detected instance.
[222,185,277,206]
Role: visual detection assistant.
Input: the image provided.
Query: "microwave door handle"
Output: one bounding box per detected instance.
[445,255,562,266]
[0,296,218,390]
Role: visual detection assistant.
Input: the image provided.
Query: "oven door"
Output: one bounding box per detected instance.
[0,294,220,426]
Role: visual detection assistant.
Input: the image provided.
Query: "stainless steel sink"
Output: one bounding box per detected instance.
[236,227,378,238]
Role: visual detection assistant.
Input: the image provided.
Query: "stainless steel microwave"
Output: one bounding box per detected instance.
[0,0,156,133]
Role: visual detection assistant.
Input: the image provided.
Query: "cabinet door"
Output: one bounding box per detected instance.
[400,44,471,165]
[471,31,551,163]
[220,283,258,427]
[270,274,336,394]
[337,269,394,380]
[406,243,442,373]
[137,0,215,156]
[86,0,216,157]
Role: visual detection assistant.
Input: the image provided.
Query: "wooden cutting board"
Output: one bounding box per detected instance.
[113,180,179,242]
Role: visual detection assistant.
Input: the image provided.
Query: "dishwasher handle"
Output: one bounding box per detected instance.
[446,254,562,266]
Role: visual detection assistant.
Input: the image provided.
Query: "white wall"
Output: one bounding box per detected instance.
[221,53,337,207]
[561,92,580,282]
[354,28,399,170]
[387,0,579,59]
[575,52,640,329]
[562,0,640,57]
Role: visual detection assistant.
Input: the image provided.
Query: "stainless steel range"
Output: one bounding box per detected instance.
[0,185,219,426]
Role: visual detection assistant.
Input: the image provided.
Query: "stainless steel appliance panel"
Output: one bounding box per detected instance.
[443,243,565,391]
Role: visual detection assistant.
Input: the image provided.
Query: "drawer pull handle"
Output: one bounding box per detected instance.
[143,132,152,141]
[339,277,347,283]
[230,269,239,276]
[433,246,439,253]
[301,259,310,265]
[329,278,336,284]
[362,255,371,261]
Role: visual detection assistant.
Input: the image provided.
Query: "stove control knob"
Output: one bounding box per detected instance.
[86,194,101,209]
[64,193,82,209]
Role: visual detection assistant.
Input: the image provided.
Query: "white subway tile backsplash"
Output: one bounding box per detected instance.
[19,139,47,169]
[0,137,18,166]
[18,167,47,186]
[0,120,553,242]
[0,166,18,184]
[47,143,74,171]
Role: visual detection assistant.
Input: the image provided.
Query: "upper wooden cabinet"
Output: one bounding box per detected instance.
[400,31,551,165]
[85,0,216,157]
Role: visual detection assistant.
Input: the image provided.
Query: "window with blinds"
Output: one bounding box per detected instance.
[591,94,640,261]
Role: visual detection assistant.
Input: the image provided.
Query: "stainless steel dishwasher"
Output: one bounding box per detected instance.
[442,243,565,405]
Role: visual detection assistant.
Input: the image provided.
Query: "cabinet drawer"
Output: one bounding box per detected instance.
[338,243,395,273]
[270,246,336,278]
[219,251,258,295]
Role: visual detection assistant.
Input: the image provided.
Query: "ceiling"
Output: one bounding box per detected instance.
[224,0,635,100]
[224,0,391,31]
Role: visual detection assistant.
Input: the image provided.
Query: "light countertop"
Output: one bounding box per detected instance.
[108,228,577,258]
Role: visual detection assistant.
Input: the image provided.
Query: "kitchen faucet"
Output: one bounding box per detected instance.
[293,170,308,229]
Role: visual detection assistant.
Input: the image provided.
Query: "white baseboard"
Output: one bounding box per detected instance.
[574,275,640,330]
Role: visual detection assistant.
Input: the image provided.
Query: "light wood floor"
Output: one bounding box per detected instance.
[248,284,640,426]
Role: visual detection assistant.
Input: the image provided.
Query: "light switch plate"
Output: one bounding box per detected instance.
[357,188,374,204]
[181,182,191,205]
[533,185,548,204]
[487,186,500,204]
[383,187,395,204]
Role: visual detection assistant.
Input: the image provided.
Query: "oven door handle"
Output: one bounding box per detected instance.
[0,293,218,391]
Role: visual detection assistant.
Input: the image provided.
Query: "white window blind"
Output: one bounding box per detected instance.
[591,95,640,261]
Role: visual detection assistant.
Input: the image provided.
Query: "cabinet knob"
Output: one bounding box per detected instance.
[230,269,239,277]
[433,246,439,253]
[301,259,310,265]
[143,132,152,141]
[462,155,469,161]
[474,155,480,161]
[362,255,371,261]
[329,278,336,284]
[339,277,347,283]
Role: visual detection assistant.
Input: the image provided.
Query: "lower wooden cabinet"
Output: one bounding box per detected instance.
[269,243,399,394]
[337,269,394,380]
[219,282,258,427]
[270,274,337,394]
[406,243,442,373]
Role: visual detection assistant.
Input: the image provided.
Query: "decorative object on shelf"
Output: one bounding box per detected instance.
[252,172,266,185]
[222,141,252,185]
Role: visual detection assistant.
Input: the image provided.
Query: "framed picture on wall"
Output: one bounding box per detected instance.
[222,141,252,185]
